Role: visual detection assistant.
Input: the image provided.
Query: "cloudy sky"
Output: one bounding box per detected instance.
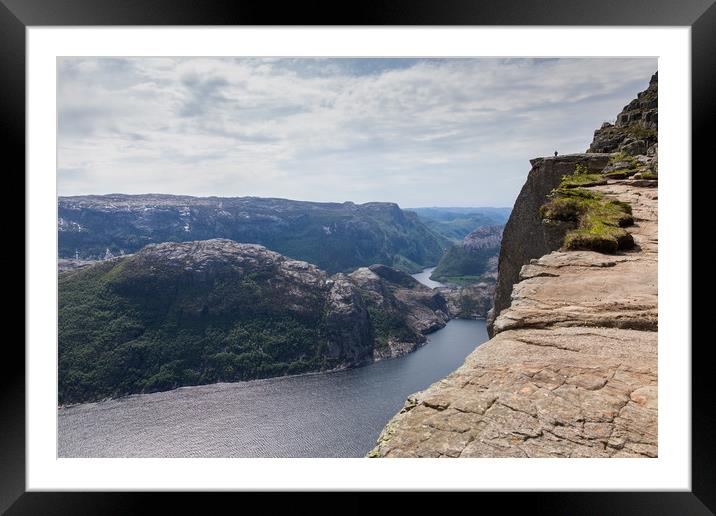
[58,57,656,207]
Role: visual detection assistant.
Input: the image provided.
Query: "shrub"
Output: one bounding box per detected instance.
[540,198,585,222]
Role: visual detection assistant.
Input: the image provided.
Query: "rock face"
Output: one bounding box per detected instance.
[57,258,99,272]
[370,73,658,459]
[462,225,504,250]
[431,225,503,284]
[58,239,449,404]
[486,153,612,336]
[428,225,502,319]
[57,194,444,274]
[437,281,495,319]
[588,73,658,155]
[488,74,658,336]
[349,265,449,359]
[369,179,658,458]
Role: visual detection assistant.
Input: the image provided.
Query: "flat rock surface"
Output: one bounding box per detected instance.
[369,182,657,458]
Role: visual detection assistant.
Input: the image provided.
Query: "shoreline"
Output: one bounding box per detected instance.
[59,265,488,411]
[58,316,468,411]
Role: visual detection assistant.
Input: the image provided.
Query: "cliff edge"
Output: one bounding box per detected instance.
[368,74,658,458]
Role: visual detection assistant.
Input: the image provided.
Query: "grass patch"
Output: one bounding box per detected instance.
[640,171,658,180]
[558,163,608,189]
[560,173,607,188]
[564,226,634,254]
[540,169,635,254]
[434,275,485,286]
[603,169,631,179]
[609,152,641,169]
[624,124,657,140]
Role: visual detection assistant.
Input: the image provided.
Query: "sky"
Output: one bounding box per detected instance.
[57,57,657,207]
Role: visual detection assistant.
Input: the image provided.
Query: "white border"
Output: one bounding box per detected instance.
[27,27,691,491]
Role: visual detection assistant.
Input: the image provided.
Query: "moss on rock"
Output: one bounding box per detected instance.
[540,167,635,254]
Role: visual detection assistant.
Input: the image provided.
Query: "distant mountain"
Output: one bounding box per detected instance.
[407,207,511,242]
[430,225,504,284]
[58,194,445,274]
[58,239,449,404]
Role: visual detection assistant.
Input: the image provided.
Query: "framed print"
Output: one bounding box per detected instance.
[4,0,710,513]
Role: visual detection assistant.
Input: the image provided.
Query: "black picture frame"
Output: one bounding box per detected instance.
[4,1,709,513]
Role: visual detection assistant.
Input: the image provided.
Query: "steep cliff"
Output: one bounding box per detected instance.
[487,73,658,337]
[486,153,611,336]
[369,74,658,458]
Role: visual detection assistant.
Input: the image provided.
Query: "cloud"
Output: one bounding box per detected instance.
[57,57,657,206]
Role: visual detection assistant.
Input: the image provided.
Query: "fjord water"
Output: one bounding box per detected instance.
[57,271,487,457]
[410,266,446,289]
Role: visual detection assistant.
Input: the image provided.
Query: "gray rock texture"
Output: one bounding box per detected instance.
[438,282,495,320]
[370,72,658,459]
[368,181,658,458]
[462,225,503,250]
[348,265,450,359]
[588,73,657,155]
[486,153,611,336]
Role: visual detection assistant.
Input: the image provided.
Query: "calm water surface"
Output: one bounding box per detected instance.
[411,266,446,289]
[57,270,486,457]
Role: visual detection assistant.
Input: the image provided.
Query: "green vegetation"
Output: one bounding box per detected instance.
[540,165,636,254]
[430,245,496,283]
[366,306,416,351]
[432,274,485,286]
[58,257,339,404]
[558,163,606,188]
[58,195,445,274]
[58,244,438,404]
[640,171,658,180]
[409,207,511,242]
[456,296,479,317]
[624,123,657,140]
[593,123,656,148]
[610,151,641,168]
[603,169,630,179]
[560,173,608,188]
[429,224,502,285]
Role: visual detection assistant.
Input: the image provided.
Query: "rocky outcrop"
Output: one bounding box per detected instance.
[370,73,658,459]
[323,274,375,364]
[431,225,503,285]
[369,178,657,458]
[349,265,449,359]
[588,73,657,155]
[438,281,495,319]
[486,153,611,336]
[58,239,449,403]
[427,225,502,320]
[57,258,100,272]
[462,225,503,250]
[487,74,658,336]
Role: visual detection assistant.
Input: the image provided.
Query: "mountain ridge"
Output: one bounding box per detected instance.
[58,194,445,274]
